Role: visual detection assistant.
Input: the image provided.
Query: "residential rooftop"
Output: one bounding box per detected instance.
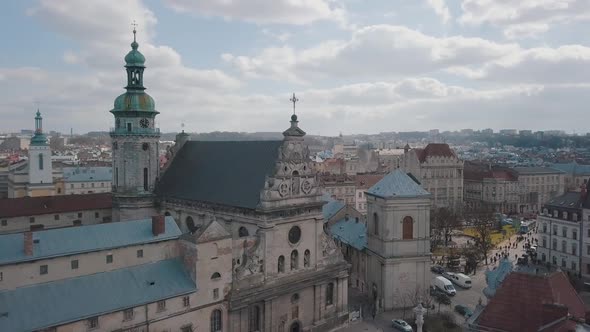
[0,217,180,265]
[512,167,565,175]
[329,217,367,250]
[0,259,196,331]
[0,192,112,218]
[62,166,112,182]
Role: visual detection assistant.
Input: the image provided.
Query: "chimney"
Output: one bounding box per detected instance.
[152,215,165,236]
[24,231,33,256]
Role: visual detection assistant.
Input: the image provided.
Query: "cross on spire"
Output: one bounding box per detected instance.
[131,20,138,42]
[290,93,299,115]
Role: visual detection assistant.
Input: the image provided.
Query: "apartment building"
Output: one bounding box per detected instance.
[403,143,464,211]
[464,162,519,213]
[321,173,356,205]
[354,174,385,214]
[512,167,565,213]
[60,166,112,195]
[537,192,582,275]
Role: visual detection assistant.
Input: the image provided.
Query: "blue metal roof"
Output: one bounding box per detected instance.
[62,166,112,182]
[329,218,367,250]
[322,198,345,221]
[0,259,196,331]
[366,170,430,198]
[0,217,180,265]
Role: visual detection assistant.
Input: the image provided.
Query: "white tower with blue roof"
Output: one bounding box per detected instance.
[364,170,432,310]
[28,110,54,196]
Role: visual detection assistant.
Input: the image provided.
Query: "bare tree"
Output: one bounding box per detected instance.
[431,207,462,249]
[466,206,495,265]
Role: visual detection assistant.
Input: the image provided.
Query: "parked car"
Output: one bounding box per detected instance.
[449,273,472,289]
[392,319,413,332]
[430,286,451,304]
[442,271,455,280]
[433,276,456,296]
[454,304,473,317]
[431,265,445,274]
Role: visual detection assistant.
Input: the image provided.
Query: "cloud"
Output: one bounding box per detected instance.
[223,25,520,83]
[163,0,346,25]
[426,0,451,24]
[450,45,590,84]
[459,0,590,39]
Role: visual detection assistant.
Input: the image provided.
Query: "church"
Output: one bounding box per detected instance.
[109,29,350,331]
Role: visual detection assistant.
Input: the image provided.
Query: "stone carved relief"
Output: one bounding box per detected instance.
[321,232,338,257]
[235,233,264,279]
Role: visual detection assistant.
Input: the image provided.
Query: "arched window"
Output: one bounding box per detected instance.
[304,249,310,268]
[143,168,148,191]
[402,216,413,240]
[211,272,221,280]
[186,216,196,233]
[38,154,44,170]
[164,211,171,216]
[291,250,299,270]
[290,321,301,332]
[291,293,300,304]
[278,255,285,273]
[373,213,379,236]
[239,226,249,237]
[210,309,222,332]
[248,305,260,332]
[326,282,334,306]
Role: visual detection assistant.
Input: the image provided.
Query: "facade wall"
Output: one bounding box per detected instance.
[323,184,355,205]
[365,194,431,310]
[402,151,463,211]
[64,180,112,195]
[581,209,590,281]
[0,240,178,291]
[517,173,565,213]
[0,208,111,234]
[537,214,581,274]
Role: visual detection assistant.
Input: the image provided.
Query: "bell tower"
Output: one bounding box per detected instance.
[110,26,160,221]
[28,110,54,197]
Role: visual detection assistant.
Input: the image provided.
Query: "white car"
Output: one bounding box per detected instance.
[392,319,413,332]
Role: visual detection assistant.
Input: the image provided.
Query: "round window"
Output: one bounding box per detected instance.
[288,226,301,244]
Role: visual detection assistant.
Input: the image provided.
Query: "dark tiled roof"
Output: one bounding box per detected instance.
[476,271,586,332]
[156,140,283,210]
[545,192,583,209]
[414,143,456,163]
[0,193,112,218]
[355,174,385,189]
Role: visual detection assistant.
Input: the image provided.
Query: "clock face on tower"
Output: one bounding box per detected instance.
[140,118,149,128]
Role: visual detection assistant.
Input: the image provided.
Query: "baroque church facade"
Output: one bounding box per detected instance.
[110,30,349,331]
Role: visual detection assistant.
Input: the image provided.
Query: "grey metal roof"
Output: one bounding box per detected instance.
[545,192,583,209]
[62,166,112,183]
[322,198,345,221]
[551,162,590,176]
[157,140,283,209]
[329,218,367,250]
[366,170,431,198]
[0,217,180,265]
[0,259,196,331]
[512,167,565,175]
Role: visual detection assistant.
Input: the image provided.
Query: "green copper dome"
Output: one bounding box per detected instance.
[111,91,157,114]
[110,29,158,114]
[125,40,145,66]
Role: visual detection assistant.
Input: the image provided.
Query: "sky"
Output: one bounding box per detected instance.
[2,0,590,136]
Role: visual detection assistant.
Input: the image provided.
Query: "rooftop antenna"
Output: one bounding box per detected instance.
[290,93,299,116]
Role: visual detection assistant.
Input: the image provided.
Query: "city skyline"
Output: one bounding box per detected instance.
[2,1,590,135]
